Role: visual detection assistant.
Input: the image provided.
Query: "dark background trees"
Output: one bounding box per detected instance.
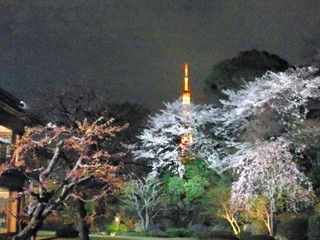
[204,49,291,102]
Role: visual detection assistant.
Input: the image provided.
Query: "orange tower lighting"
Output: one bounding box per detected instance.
[182,63,191,105]
[180,63,193,160]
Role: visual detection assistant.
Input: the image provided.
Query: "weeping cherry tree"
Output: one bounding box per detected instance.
[216,67,320,236]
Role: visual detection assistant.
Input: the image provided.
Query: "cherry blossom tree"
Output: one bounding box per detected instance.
[216,67,320,144]
[214,67,320,174]
[133,100,219,176]
[33,84,150,239]
[215,67,320,236]
[133,67,319,237]
[229,139,314,236]
[0,118,126,240]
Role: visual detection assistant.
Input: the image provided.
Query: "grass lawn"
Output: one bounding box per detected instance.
[36,231,198,240]
[37,236,196,240]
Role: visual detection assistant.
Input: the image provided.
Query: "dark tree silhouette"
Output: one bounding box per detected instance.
[204,49,291,102]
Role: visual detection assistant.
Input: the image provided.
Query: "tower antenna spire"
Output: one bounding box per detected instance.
[182,63,191,105]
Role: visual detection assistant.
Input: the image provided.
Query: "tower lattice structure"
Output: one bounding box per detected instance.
[180,63,193,160]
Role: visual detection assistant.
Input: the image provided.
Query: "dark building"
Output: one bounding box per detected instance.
[0,87,33,234]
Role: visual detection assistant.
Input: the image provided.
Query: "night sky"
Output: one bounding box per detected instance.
[1,0,320,111]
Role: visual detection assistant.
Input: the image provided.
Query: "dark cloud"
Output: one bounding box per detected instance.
[1,0,320,111]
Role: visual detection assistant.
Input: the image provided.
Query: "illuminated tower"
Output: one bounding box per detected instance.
[180,63,193,160]
[182,63,191,105]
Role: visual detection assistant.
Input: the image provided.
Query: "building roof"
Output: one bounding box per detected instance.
[0,87,33,134]
[0,87,35,190]
[0,168,26,190]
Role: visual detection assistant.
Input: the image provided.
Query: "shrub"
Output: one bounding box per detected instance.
[307,215,320,240]
[142,230,169,237]
[116,231,141,237]
[106,222,128,234]
[198,230,239,240]
[165,228,193,237]
[55,224,79,238]
[240,231,275,240]
[92,215,108,231]
[41,217,64,231]
[119,223,128,232]
[244,235,275,240]
[277,218,308,240]
[239,231,252,240]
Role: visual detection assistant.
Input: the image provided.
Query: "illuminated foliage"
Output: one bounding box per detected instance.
[230,139,314,236]
[215,67,320,236]
[205,176,243,237]
[0,118,126,240]
[161,159,219,228]
[216,67,320,143]
[133,100,219,176]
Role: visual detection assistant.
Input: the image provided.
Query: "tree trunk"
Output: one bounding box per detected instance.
[78,199,90,240]
[269,199,275,237]
[12,224,38,240]
[12,203,45,240]
[144,209,149,230]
